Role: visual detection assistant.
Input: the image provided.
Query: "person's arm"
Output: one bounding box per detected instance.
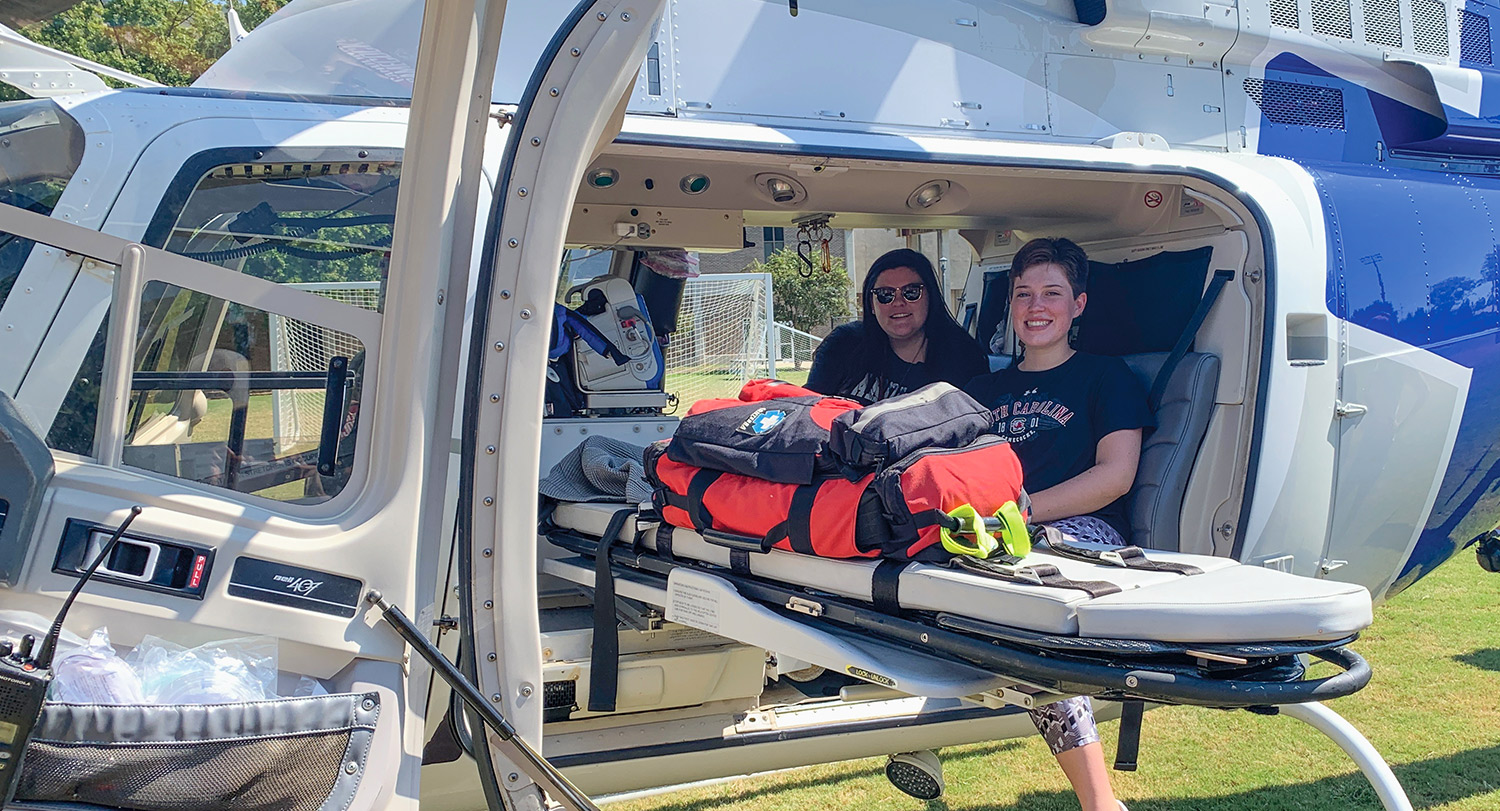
[1025,428,1142,523]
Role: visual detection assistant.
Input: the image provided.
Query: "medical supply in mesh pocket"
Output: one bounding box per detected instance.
[16,692,380,811]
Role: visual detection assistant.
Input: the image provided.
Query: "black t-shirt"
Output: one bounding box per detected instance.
[963,352,1152,536]
[806,322,989,405]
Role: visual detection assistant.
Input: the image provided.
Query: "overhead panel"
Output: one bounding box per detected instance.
[661,0,1051,135]
[1047,55,1228,148]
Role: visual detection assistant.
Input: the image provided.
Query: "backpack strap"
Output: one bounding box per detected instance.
[1150,269,1234,411]
[785,482,821,556]
[658,468,723,531]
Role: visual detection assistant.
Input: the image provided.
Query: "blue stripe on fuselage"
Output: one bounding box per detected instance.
[1301,161,1500,597]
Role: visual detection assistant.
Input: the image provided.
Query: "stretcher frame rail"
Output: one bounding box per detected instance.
[545,528,1372,709]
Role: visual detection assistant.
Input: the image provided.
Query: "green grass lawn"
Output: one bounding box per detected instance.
[664,367,813,405]
[607,556,1500,810]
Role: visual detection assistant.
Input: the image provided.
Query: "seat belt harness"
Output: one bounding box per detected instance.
[1150,269,1234,411]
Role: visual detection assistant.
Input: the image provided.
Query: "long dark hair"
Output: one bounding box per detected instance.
[849,248,975,386]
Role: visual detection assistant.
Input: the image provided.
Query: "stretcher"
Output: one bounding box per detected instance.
[541,500,1374,709]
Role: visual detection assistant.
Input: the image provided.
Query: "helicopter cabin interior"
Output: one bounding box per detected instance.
[511,142,1279,759]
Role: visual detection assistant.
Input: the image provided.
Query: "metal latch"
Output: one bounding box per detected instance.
[1320,559,1348,575]
[786,596,824,617]
[1335,401,1368,419]
[433,616,459,632]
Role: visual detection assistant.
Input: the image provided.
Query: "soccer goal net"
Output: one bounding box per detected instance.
[268,282,381,454]
[664,272,775,406]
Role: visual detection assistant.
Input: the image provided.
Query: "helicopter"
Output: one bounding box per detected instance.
[0,1,1495,809]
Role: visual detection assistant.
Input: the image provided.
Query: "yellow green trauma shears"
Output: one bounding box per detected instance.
[939,500,1031,559]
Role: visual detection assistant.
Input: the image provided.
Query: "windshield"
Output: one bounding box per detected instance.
[0,98,84,307]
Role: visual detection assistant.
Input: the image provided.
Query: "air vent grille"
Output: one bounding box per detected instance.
[1363,0,1404,47]
[1270,0,1300,29]
[1412,0,1450,55]
[543,679,577,709]
[1311,0,1354,38]
[1462,8,1493,64]
[1244,78,1347,130]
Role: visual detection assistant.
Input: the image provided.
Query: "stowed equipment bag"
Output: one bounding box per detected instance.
[827,382,994,473]
[647,379,1031,561]
[648,440,887,557]
[664,380,861,484]
[871,434,1030,560]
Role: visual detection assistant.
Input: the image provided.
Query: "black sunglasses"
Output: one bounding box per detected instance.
[871,283,925,304]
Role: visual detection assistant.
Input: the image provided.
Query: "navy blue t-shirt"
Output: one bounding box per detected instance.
[964,352,1152,536]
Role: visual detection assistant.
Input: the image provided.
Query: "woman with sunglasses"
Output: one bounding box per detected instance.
[965,236,1147,811]
[805,248,986,403]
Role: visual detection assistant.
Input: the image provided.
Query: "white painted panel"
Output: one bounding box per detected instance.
[1327,323,1470,598]
[1047,54,1228,148]
[667,0,1051,134]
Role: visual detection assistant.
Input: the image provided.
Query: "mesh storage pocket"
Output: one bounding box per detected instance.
[16,692,380,811]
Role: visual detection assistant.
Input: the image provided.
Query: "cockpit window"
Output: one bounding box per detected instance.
[48,150,392,507]
[121,282,364,503]
[158,159,399,303]
[0,99,85,308]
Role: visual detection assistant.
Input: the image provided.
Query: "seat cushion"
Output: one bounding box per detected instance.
[1122,352,1220,551]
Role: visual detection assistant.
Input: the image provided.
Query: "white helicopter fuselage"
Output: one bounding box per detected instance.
[0,0,1494,808]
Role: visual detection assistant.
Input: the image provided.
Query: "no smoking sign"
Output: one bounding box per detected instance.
[1144,190,1163,208]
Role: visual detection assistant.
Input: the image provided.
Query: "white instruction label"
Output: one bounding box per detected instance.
[667,579,721,633]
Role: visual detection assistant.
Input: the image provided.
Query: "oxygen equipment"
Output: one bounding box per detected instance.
[551,277,668,415]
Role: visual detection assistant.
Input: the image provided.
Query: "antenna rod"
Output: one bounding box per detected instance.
[34,506,142,669]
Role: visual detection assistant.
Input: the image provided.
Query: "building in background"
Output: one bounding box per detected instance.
[697,226,849,275]
[848,229,977,319]
[696,226,981,334]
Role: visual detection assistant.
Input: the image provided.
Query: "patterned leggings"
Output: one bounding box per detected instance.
[1026,515,1122,755]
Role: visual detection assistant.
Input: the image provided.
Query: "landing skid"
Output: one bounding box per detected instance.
[1278,702,1413,811]
[881,702,1411,808]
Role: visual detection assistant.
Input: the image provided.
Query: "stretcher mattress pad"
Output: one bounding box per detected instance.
[549,502,1373,643]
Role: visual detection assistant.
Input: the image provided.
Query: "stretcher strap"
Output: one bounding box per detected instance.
[654,523,675,561]
[871,559,908,614]
[729,549,753,576]
[1043,532,1203,576]
[1114,700,1145,771]
[951,557,1123,598]
[587,507,637,713]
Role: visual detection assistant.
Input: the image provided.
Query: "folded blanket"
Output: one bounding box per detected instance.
[539,436,653,504]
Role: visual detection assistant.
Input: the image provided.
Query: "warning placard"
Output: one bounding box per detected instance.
[667,578,721,633]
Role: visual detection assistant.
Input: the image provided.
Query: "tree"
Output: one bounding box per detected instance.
[1429,275,1478,313]
[1483,244,1500,312]
[752,248,851,369]
[21,0,288,87]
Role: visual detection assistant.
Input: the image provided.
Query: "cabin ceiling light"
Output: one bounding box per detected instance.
[586,167,619,189]
[752,173,807,205]
[908,180,950,209]
[767,176,796,203]
[680,173,711,194]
